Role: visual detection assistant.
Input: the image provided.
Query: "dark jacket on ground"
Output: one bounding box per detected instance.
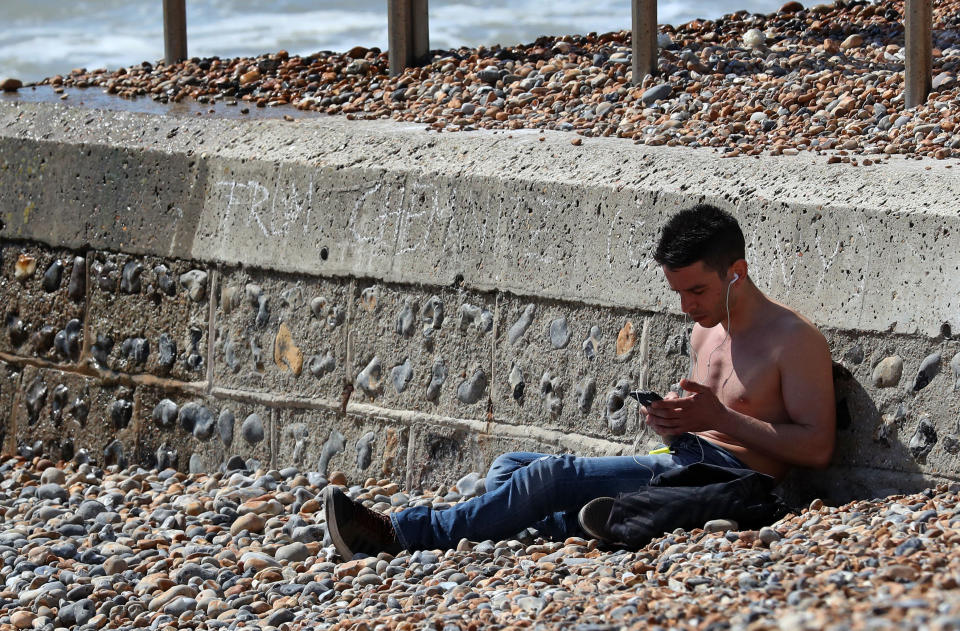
[605,462,790,548]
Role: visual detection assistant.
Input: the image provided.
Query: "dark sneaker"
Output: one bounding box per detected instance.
[323,486,403,561]
[577,496,617,542]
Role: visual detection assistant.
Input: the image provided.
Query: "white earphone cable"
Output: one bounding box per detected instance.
[629,273,737,476]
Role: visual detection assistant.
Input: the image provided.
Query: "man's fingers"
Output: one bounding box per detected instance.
[644,405,681,420]
[650,398,691,411]
[679,378,710,394]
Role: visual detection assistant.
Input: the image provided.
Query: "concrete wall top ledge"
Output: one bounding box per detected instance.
[2,101,959,338]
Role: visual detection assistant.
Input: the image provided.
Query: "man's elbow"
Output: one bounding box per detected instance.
[803,434,835,469]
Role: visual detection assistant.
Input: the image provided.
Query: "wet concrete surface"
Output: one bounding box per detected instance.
[0,85,325,121]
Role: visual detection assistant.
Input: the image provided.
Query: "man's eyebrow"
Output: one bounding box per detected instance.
[675,283,707,292]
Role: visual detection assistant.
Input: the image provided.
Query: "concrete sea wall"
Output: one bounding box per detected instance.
[0,100,959,504]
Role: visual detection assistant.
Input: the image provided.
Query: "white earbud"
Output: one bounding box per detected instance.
[729,272,740,286]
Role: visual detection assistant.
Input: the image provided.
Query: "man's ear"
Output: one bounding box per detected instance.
[730,259,748,284]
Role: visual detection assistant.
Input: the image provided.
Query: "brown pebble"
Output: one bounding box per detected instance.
[0,77,23,92]
[329,471,348,486]
[300,499,321,514]
[571,137,582,146]
[11,611,35,629]
[103,555,128,575]
[230,513,266,535]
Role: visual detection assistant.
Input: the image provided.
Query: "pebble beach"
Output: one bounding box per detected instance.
[1,454,958,631]
[29,0,960,162]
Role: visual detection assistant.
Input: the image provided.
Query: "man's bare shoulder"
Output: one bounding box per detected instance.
[765,301,829,357]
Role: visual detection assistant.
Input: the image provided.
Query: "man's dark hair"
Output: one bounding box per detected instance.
[654,204,745,275]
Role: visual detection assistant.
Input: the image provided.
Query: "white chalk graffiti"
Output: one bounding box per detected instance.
[209,171,871,316]
[216,170,314,238]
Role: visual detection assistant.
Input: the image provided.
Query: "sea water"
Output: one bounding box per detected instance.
[1,0,787,83]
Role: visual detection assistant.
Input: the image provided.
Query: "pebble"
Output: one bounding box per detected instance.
[456,368,488,404]
[1,77,23,92]
[913,352,941,391]
[873,355,904,388]
[0,451,954,631]
[34,4,960,161]
[241,412,265,444]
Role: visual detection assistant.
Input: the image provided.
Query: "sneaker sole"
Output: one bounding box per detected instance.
[323,486,355,562]
[578,496,616,542]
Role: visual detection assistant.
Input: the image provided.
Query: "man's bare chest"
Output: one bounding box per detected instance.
[692,341,783,419]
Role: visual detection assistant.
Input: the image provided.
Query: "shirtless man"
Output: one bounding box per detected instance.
[324,204,836,559]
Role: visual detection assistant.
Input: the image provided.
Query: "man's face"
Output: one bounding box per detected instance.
[661,261,728,328]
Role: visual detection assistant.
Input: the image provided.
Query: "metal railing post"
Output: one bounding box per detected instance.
[388,0,429,76]
[163,0,188,65]
[905,0,932,108]
[632,0,657,84]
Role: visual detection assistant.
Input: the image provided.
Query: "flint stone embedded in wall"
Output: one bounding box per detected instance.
[616,321,637,358]
[508,364,525,403]
[42,260,63,293]
[951,352,960,391]
[391,358,414,393]
[308,352,336,378]
[872,356,903,388]
[539,371,563,417]
[356,431,376,470]
[909,416,937,461]
[457,369,488,405]
[152,400,178,428]
[548,318,571,349]
[396,300,417,338]
[317,430,346,476]
[120,262,143,294]
[582,326,601,360]
[426,359,447,402]
[356,357,382,397]
[508,304,537,345]
[242,413,265,445]
[218,409,235,446]
[576,377,597,414]
[912,353,941,392]
[68,257,86,302]
[605,379,632,435]
[421,296,445,338]
[459,304,493,334]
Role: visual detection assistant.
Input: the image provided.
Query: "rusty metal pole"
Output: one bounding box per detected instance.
[388,0,430,76]
[163,0,188,65]
[631,0,657,84]
[904,0,932,108]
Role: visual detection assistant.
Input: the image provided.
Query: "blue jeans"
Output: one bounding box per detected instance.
[391,433,747,550]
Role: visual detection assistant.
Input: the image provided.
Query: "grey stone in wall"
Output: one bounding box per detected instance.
[133,387,272,473]
[274,408,408,486]
[12,366,132,465]
[87,252,207,381]
[605,379,633,436]
[492,296,668,442]
[212,268,348,399]
[350,283,494,416]
[912,353,941,392]
[0,247,85,364]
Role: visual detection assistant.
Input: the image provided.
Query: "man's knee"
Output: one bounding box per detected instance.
[485,452,525,491]
[523,455,577,495]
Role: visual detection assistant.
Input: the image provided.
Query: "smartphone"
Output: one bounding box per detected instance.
[628,390,664,407]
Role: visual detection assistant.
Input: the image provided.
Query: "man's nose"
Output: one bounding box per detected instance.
[679,295,694,314]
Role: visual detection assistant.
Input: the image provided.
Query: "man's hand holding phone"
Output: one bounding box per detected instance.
[641,379,726,436]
